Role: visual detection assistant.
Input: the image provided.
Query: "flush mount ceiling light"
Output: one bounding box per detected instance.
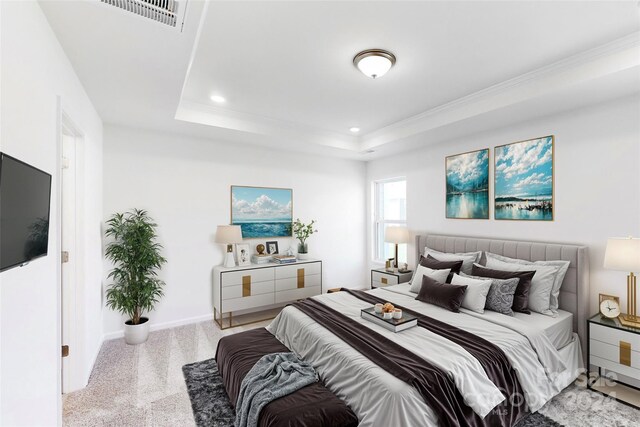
[353,49,396,79]
[349,127,360,133]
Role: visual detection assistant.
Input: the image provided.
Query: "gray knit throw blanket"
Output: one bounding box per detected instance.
[235,352,318,427]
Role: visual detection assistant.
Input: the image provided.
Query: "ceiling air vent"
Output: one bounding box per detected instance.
[101,0,180,28]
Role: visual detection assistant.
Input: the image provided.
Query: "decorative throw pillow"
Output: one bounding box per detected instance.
[423,247,481,275]
[484,252,570,313]
[484,254,565,317]
[421,255,463,282]
[416,275,467,313]
[471,263,535,314]
[460,272,519,316]
[450,274,492,314]
[409,265,451,293]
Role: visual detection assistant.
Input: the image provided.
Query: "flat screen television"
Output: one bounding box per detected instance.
[0,152,52,272]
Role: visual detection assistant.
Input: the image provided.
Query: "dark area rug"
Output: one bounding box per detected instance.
[515,412,564,427]
[182,357,564,427]
[182,358,235,427]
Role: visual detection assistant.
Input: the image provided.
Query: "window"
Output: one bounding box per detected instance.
[373,178,407,263]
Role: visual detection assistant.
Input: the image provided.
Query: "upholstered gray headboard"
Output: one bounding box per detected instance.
[416,234,590,359]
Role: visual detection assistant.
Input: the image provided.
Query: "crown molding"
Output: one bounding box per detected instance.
[360,32,640,150]
[177,29,639,155]
[175,99,360,151]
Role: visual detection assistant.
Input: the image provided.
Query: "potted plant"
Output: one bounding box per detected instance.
[293,219,317,260]
[104,209,166,345]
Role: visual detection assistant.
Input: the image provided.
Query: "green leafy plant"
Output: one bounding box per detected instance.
[293,219,318,247]
[104,209,166,325]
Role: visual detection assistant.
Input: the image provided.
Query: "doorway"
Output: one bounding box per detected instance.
[60,112,85,394]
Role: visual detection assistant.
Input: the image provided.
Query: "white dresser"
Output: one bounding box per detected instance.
[213,259,322,329]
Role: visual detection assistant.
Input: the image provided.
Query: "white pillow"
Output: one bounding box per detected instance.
[485,252,570,313]
[485,254,563,317]
[451,274,492,314]
[424,247,481,275]
[409,265,451,293]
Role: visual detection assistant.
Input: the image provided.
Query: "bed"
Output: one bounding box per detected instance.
[417,233,590,359]
[254,234,589,426]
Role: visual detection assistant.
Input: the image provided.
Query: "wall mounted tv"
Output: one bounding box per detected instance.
[0,152,52,272]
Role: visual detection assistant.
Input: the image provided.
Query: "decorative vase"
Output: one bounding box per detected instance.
[297,242,308,260]
[124,317,150,345]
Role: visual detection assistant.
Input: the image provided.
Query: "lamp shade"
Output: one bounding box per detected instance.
[215,225,243,244]
[604,237,640,271]
[384,226,409,244]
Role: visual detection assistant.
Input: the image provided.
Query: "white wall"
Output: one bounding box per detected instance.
[367,95,640,315]
[0,2,103,425]
[102,125,367,336]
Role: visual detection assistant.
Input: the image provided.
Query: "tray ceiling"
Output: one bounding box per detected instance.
[42,1,640,159]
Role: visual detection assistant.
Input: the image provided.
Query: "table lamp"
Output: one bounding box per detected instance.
[385,226,409,269]
[215,225,243,268]
[604,236,640,328]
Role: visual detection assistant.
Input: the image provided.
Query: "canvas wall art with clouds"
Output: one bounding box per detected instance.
[231,186,293,238]
[445,149,489,219]
[495,136,554,221]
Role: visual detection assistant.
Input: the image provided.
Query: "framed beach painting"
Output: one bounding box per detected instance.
[445,149,489,219]
[494,136,554,221]
[231,186,293,238]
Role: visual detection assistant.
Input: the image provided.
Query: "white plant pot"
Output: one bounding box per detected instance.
[297,243,309,260]
[124,317,150,345]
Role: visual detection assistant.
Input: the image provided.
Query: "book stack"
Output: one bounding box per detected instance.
[251,254,272,265]
[271,255,297,264]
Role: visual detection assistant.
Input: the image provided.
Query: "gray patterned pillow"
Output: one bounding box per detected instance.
[460,273,519,316]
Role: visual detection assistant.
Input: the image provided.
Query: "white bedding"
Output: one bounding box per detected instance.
[385,284,567,376]
[267,285,581,426]
[515,309,573,350]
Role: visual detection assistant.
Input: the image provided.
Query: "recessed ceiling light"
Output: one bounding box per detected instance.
[353,49,396,79]
[210,95,226,103]
[349,127,360,133]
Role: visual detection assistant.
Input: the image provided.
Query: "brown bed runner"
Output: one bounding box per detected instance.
[215,327,358,427]
[292,296,525,427]
[339,288,527,426]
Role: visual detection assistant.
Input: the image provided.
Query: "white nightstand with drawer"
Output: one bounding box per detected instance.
[213,259,322,329]
[588,314,640,408]
[371,268,413,289]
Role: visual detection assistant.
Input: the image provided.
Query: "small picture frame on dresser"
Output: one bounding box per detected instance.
[235,243,251,266]
[266,241,279,255]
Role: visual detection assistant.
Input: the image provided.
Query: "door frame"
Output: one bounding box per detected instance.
[57,100,87,394]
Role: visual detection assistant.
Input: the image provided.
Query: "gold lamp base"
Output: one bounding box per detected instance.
[618,313,640,329]
[620,272,638,328]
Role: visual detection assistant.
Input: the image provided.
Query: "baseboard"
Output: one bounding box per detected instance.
[102,330,124,341]
[84,334,105,385]
[102,313,214,341]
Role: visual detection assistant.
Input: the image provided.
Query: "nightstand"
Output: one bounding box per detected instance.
[587,314,640,408]
[371,268,413,289]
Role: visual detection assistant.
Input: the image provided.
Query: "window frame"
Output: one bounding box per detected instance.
[372,177,407,263]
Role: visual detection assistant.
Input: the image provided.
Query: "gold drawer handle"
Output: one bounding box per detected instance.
[620,341,631,367]
[297,268,305,289]
[381,277,388,285]
[242,275,251,297]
